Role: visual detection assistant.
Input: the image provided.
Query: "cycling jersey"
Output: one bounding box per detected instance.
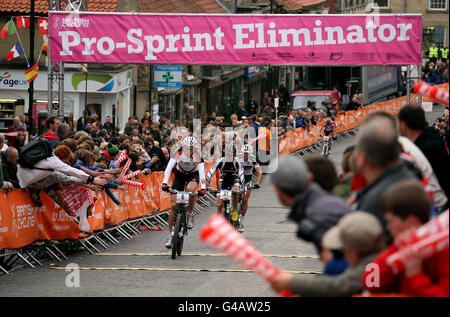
[322,121,336,132]
[237,153,260,184]
[163,147,206,189]
[206,157,245,190]
[322,121,336,136]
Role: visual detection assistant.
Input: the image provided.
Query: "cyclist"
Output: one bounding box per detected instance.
[161,137,206,249]
[206,144,245,223]
[236,144,262,233]
[320,117,336,155]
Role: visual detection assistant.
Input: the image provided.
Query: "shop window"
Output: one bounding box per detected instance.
[373,0,389,8]
[0,98,25,132]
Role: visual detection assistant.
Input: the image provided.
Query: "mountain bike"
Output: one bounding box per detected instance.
[209,188,243,230]
[321,135,331,157]
[169,189,197,259]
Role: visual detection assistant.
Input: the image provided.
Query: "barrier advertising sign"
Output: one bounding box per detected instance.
[49,12,422,65]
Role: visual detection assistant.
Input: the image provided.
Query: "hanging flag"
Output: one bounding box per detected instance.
[42,41,48,56]
[25,63,39,83]
[0,20,16,38]
[6,42,25,61]
[16,16,30,28]
[37,17,48,35]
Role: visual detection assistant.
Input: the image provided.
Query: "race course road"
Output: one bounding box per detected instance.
[0,105,444,297]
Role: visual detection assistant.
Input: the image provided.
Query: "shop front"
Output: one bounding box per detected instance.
[244,66,267,106]
[0,68,132,134]
[201,67,245,122]
[157,87,183,123]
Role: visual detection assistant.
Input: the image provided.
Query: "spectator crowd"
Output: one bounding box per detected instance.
[269,103,449,297]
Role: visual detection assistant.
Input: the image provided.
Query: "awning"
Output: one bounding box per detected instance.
[157,87,183,96]
[200,68,246,89]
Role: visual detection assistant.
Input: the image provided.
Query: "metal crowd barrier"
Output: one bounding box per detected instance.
[0,188,217,275]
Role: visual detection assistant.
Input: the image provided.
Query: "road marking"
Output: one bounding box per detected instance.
[50,266,321,274]
[94,252,320,259]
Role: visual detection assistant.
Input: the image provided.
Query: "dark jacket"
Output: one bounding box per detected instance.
[42,130,62,149]
[1,152,20,189]
[102,122,115,135]
[289,182,352,252]
[246,100,258,115]
[147,146,168,172]
[237,106,248,120]
[355,162,417,239]
[77,117,87,132]
[414,127,450,200]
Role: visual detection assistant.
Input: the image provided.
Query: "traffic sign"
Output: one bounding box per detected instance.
[154,65,182,88]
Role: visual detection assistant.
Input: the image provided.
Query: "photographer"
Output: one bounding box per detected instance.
[271,155,351,253]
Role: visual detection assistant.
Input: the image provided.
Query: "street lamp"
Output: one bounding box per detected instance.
[81,63,88,112]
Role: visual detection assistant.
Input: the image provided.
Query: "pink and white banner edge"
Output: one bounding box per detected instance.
[48,12,422,65]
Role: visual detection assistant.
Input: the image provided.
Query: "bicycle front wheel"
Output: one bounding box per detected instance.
[171,213,182,259]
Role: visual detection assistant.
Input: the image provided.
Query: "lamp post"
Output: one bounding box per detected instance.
[28,0,35,122]
[81,63,88,112]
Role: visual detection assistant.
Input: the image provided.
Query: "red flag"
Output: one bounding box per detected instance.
[37,17,48,35]
[16,16,30,28]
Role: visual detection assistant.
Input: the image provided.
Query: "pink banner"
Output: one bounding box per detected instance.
[49,12,422,65]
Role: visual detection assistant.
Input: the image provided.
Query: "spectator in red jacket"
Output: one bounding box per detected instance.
[7,117,25,133]
[362,180,449,297]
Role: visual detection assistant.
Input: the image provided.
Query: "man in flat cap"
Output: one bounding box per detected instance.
[270,212,386,297]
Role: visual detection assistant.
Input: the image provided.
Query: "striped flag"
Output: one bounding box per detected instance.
[42,41,48,56]
[6,42,25,61]
[0,20,16,38]
[16,16,30,28]
[25,63,39,83]
[42,35,48,56]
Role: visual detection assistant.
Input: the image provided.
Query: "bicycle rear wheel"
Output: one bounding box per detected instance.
[223,201,231,223]
[323,143,329,157]
[171,213,182,259]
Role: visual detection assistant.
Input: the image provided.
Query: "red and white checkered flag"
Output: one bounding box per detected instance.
[199,213,293,297]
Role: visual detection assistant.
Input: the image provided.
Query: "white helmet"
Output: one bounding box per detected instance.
[224,144,236,156]
[241,144,253,154]
[182,136,197,147]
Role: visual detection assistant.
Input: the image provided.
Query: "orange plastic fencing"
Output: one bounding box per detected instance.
[0,190,83,251]
[1,161,220,251]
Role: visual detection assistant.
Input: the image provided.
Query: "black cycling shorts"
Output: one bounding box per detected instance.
[324,130,334,136]
[220,175,241,190]
[171,170,199,191]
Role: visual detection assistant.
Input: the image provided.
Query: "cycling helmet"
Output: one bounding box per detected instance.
[241,144,253,154]
[224,144,236,156]
[182,136,197,147]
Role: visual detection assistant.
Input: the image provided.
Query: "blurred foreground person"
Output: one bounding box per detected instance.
[270,212,385,297]
[362,180,449,297]
[271,155,351,253]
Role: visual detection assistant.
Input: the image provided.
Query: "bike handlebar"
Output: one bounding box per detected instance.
[169,189,198,196]
[208,188,243,195]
